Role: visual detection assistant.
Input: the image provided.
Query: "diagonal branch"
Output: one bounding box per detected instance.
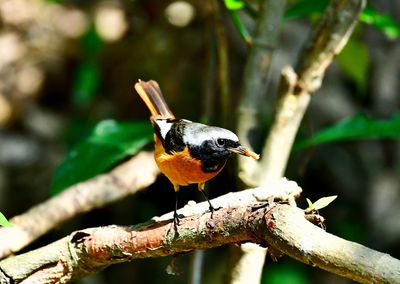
[256,0,366,184]
[0,151,159,260]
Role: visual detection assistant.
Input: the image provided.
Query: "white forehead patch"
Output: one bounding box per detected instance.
[154,119,173,140]
[182,122,239,146]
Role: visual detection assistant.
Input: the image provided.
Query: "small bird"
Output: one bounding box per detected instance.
[134,80,259,229]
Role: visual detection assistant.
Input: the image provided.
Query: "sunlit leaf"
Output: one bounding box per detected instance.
[51,120,153,195]
[360,6,400,39]
[337,38,370,94]
[0,212,11,227]
[224,0,245,10]
[310,196,337,211]
[294,112,400,151]
[306,198,313,209]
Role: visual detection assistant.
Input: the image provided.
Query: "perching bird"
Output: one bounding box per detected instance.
[134,80,259,229]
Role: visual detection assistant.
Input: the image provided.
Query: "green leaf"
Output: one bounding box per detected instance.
[294,112,400,151]
[360,6,400,39]
[306,198,313,209]
[284,0,329,20]
[337,38,370,94]
[310,196,337,211]
[0,212,11,227]
[224,0,244,10]
[230,10,252,45]
[51,120,153,195]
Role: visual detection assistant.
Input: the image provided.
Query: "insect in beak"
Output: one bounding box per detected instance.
[228,146,260,160]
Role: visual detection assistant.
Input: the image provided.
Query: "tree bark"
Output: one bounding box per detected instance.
[1,197,398,284]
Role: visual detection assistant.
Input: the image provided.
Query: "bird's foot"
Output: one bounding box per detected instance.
[171,211,185,233]
[206,205,222,218]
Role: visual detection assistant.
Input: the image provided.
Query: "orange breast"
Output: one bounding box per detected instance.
[154,137,225,187]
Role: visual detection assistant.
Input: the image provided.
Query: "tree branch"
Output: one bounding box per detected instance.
[265,204,400,283]
[233,1,365,283]
[256,0,365,185]
[232,0,288,282]
[1,185,398,284]
[0,151,159,260]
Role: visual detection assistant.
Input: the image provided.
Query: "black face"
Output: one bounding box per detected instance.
[188,138,241,172]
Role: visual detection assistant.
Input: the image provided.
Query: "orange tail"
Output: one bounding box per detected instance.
[134,80,175,119]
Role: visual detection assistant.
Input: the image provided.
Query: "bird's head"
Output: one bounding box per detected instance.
[183,123,259,172]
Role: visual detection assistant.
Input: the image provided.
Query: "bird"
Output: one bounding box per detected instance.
[134,79,259,229]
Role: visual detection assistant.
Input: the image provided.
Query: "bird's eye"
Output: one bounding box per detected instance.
[216,138,225,146]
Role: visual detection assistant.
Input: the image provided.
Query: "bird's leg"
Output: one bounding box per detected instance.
[172,184,183,232]
[198,183,220,218]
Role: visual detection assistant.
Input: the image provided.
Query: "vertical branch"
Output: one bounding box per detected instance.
[230,1,287,284]
[236,0,288,186]
[231,1,365,284]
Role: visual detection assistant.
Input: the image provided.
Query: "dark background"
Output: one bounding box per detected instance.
[0,0,399,283]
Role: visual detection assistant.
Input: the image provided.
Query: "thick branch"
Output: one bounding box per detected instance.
[1,197,398,283]
[0,151,159,259]
[267,205,400,283]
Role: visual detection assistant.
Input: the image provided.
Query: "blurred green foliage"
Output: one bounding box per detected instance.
[360,5,400,39]
[73,28,104,107]
[51,120,153,195]
[263,260,309,284]
[285,0,329,20]
[336,38,371,94]
[294,112,400,151]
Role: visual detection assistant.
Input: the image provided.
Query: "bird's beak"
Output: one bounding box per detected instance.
[228,146,260,160]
